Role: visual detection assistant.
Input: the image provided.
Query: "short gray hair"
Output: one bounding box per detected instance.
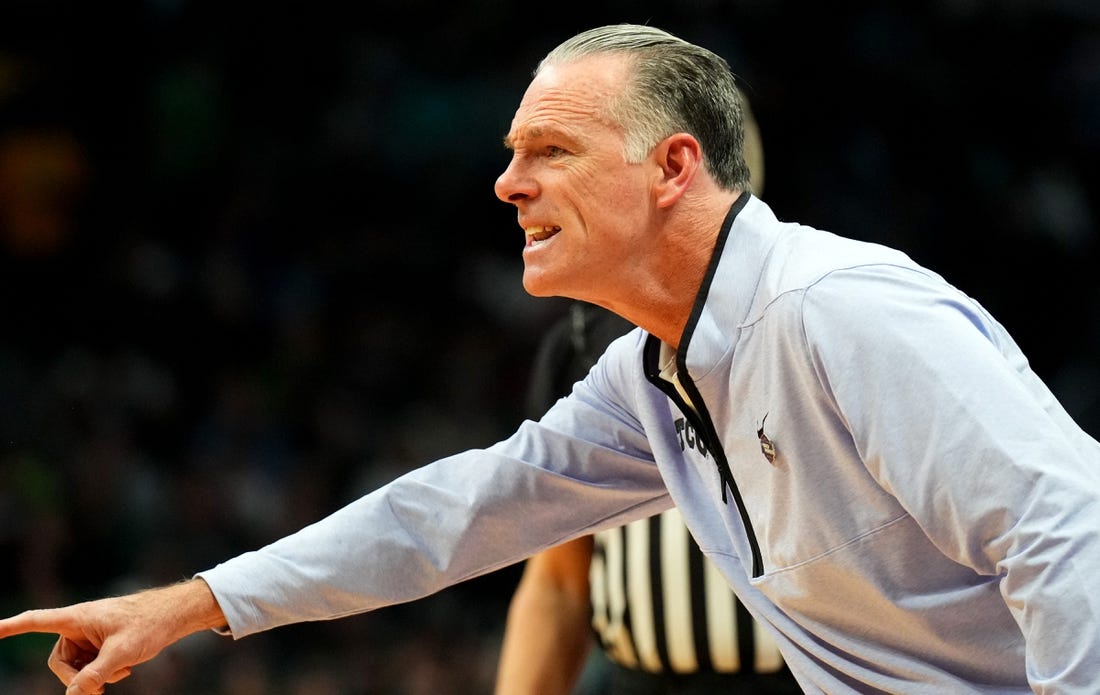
[538,24,751,192]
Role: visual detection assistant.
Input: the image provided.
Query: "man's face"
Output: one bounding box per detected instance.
[495,54,658,302]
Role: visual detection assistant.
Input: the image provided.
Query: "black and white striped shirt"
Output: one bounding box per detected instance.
[589,507,785,675]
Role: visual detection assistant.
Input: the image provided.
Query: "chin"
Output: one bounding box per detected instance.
[521,272,559,298]
[521,280,553,298]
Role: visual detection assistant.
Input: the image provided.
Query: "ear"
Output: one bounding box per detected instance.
[652,132,703,209]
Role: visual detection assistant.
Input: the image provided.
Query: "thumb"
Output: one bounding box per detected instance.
[65,644,134,695]
[66,662,106,695]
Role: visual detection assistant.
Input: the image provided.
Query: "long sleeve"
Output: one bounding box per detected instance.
[197,371,672,639]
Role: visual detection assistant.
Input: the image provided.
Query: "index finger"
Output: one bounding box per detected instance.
[0,608,72,639]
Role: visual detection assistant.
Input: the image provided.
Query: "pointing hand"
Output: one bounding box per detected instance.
[0,579,227,694]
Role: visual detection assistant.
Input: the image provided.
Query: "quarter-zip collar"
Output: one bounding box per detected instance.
[642,192,770,577]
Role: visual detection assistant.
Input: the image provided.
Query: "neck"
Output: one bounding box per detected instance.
[599,190,742,348]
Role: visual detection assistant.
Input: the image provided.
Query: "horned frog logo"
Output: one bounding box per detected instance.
[757,413,777,464]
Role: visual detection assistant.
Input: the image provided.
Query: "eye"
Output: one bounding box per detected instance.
[545,145,568,158]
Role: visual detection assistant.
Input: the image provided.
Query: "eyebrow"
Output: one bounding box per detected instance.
[502,125,547,151]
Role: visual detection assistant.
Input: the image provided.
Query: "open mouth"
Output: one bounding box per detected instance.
[525,225,561,245]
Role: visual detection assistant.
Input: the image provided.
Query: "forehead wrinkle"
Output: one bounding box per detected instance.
[536,84,609,123]
[507,98,615,151]
[504,58,629,150]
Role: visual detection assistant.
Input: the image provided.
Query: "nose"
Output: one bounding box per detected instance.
[494,156,535,204]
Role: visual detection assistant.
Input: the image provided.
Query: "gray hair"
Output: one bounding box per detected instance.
[538,24,751,192]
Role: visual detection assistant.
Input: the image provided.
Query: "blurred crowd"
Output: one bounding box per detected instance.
[1,2,1097,693]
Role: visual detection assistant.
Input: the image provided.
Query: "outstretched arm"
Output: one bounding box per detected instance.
[494,536,595,695]
[0,578,226,695]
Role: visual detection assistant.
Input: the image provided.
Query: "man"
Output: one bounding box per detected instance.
[2,23,1098,694]
[493,104,799,695]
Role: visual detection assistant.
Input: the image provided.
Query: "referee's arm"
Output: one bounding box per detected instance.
[495,536,595,695]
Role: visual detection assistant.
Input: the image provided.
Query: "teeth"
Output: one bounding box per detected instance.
[525,225,561,242]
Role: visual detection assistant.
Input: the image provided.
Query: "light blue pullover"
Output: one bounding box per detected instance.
[200,194,1100,693]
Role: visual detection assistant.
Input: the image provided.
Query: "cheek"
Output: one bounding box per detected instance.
[574,167,646,214]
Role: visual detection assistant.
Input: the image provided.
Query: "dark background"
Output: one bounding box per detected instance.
[1,2,1097,693]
